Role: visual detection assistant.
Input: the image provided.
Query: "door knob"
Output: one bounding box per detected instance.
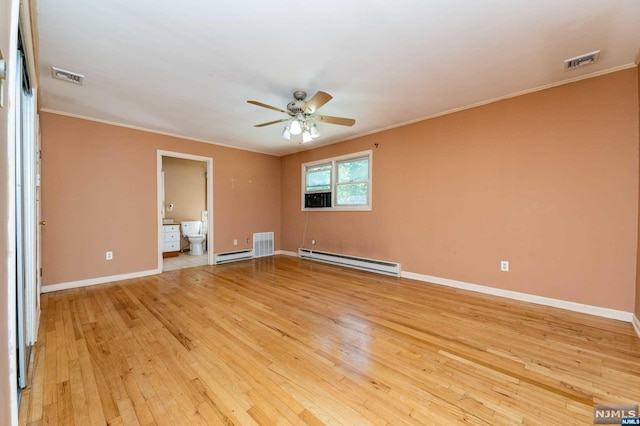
[39,220,46,226]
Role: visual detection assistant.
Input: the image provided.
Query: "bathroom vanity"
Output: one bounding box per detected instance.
[162,224,180,258]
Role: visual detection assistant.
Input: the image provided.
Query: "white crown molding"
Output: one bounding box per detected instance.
[335,64,638,148]
[38,108,277,157]
[42,65,637,158]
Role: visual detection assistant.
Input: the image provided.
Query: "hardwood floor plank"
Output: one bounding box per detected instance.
[76,338,107,426]
[42,331,57,408]
[55,381,74,424]
[67,359,89,425]
[42,402,58,425]
[115,398,141,426]
[18,256,640,425]
[121,366,155,425]
[21,327,45,424]
[82,328,122,423]
[189,360,259,425]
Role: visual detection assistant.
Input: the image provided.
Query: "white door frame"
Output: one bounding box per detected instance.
[156,150,213,270]
[6,28,19,425]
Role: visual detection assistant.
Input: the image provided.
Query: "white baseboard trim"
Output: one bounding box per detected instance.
[633,314,640,338]
[401,271,634,323]
[276,250,298,257]
[41,269,161,293]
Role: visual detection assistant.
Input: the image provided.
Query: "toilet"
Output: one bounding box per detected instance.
[181,221,206,256]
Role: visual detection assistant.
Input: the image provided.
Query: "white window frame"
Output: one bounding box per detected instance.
[301,150,372,211]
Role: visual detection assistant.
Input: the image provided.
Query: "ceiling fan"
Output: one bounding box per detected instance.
[247,90,355,143]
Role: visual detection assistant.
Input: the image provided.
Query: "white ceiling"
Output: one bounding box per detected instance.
[36,1,640,156]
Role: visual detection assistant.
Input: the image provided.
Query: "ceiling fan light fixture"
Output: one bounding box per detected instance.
[310,123,320,139]
[282,126,291,140]
[302,130,313,143]
[290,119,302,135]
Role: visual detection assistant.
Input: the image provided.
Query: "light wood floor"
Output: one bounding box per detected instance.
[19,256,640,425]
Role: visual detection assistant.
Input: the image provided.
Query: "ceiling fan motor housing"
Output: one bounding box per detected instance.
[287,90,308,114]
[287,100,306,114]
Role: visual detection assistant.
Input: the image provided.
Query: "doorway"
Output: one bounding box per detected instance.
[157,150,213,271]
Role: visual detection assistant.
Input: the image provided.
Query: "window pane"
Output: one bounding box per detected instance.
[306,163,331,192]
[336,183,368,205]
[337,158,368,183]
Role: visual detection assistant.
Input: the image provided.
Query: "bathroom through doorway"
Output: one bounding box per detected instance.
[157,150,214,271]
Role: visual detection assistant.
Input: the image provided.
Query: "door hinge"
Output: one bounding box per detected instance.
[38,150,42,159]
[39,267,42,277]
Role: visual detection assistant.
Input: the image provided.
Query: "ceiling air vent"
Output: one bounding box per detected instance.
[564,50,600,71]
[51,66,84,84]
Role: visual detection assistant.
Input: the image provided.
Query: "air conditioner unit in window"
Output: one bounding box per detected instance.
[305,192,331,208]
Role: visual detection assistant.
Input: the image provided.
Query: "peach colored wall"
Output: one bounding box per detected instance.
[162,156,206,224]
[40,113,281,286]
[281,69,639,312]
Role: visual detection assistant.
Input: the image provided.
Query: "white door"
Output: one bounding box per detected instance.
[15,45,38,389]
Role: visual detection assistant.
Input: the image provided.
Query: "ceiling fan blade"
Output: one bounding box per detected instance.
[316,115,356,126]
[303,91,333,113]
[247,100,289,115]
[254,118,290,127]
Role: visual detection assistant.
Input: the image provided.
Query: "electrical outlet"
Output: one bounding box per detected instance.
[311,239,316,245]
[500,260,509,272]
[106,251,113,260]
[246,238,250,244]
[233,239,237,246]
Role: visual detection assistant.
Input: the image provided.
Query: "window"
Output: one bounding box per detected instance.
[302,150,372,211]
[336,156,369,206]
[305,163,331,192]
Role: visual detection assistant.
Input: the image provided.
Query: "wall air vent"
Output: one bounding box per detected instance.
[564,50,600,71]
[51,66,84,84]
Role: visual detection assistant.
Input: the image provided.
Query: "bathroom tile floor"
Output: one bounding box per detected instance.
[163,252,208,271]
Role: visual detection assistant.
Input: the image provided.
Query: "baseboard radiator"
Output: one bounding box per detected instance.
[214,249,254,264]
[298,248,401,277]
